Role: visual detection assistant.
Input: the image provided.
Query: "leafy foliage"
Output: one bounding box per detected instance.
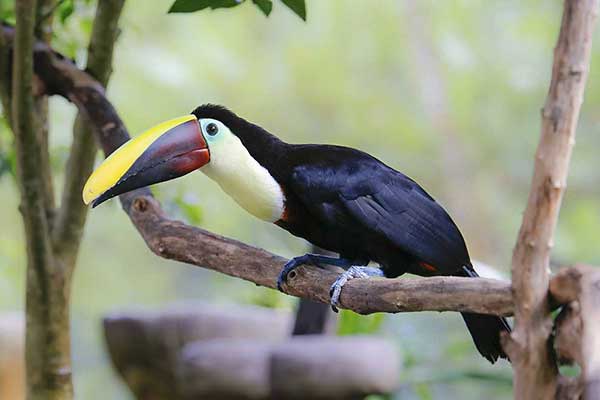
[337,310,385,335]
[0,116,14,179]
[169,0,241,13]
[168,0,305,20]
[57,0,76,24]
[280,0,304,20]
[252,0,272,16]
[0,0,15,24]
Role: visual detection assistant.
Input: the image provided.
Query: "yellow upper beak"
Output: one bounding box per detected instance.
[83,115,209,207]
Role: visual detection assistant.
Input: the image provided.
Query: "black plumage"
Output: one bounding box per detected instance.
[192,104,510,363]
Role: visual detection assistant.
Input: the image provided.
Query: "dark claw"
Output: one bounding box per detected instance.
[277,253,357,293]
[276,272,287,292]
[276,255,310,292]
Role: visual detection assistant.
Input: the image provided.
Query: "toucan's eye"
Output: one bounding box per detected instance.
[206,123,219,136]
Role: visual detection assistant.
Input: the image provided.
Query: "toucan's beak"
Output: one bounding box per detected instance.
[83,115,209,208]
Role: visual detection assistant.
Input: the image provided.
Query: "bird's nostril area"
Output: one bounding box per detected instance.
[288,270,297,280]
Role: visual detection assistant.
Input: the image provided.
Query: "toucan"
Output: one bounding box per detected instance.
[83,104,510,363]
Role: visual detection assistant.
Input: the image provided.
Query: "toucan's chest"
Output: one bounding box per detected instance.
[200,138,286,222]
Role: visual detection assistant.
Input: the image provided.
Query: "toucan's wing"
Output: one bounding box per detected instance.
[288,148,469,272]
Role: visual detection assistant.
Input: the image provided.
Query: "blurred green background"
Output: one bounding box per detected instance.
[1,1,599,399]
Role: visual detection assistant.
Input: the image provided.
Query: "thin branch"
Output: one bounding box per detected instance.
[52,0,125,263]
[33,0,57,226]
[35,0,56,41]
[505,0,599,398]
[35,0,62,38]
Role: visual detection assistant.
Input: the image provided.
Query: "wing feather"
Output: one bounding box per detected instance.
[289,157,469,272]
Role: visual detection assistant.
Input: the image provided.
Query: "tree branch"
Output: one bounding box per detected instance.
[551,265,600,399]
[0,29,518,317]
[505,0,599,398]
[52,0,125,263]
[35,0,57,42]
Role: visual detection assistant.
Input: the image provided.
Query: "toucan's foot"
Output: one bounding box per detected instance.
[276,254,356,293]
[329,266,384,312]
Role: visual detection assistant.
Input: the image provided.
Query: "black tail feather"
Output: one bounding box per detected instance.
[457,265,511,363]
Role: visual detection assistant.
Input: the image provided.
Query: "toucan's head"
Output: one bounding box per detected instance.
[83,105,247,207]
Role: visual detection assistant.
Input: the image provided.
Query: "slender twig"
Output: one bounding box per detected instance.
[505,0,599,399]
[35,0,64,37]
[34,0,57,225]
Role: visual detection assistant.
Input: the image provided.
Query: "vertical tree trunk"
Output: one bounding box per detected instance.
[11,1,72,398]
[25,271,73,400]
[505,1,599,399]
[4,1,125,398]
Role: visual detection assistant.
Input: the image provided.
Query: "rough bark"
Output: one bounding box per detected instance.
[505,1,599,399]
[2,2,125,398]
[12,1,73,399]
[551,265,600,399]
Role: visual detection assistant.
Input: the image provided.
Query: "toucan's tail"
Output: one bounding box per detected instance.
[456,265,511,363]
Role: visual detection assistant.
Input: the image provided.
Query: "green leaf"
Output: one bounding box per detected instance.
[173,197,204,225]
[58,0,74,24]
[337,310,384,335]
[168,0,244,13]
[414,383,433,400]
[280,0,305,20]
[0,0,15,23]
[252,0,272,16]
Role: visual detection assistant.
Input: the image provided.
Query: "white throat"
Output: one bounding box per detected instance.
[200,132,285,222]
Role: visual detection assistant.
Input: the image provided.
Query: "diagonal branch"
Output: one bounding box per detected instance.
[32,34,515,317]
[505,0,599,398]
[52,0,125,263]
[3,24,515,317]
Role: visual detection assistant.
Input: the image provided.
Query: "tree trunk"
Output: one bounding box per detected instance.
[25,271,73,400]
[3,1,125,398]
[505,1,599,398]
